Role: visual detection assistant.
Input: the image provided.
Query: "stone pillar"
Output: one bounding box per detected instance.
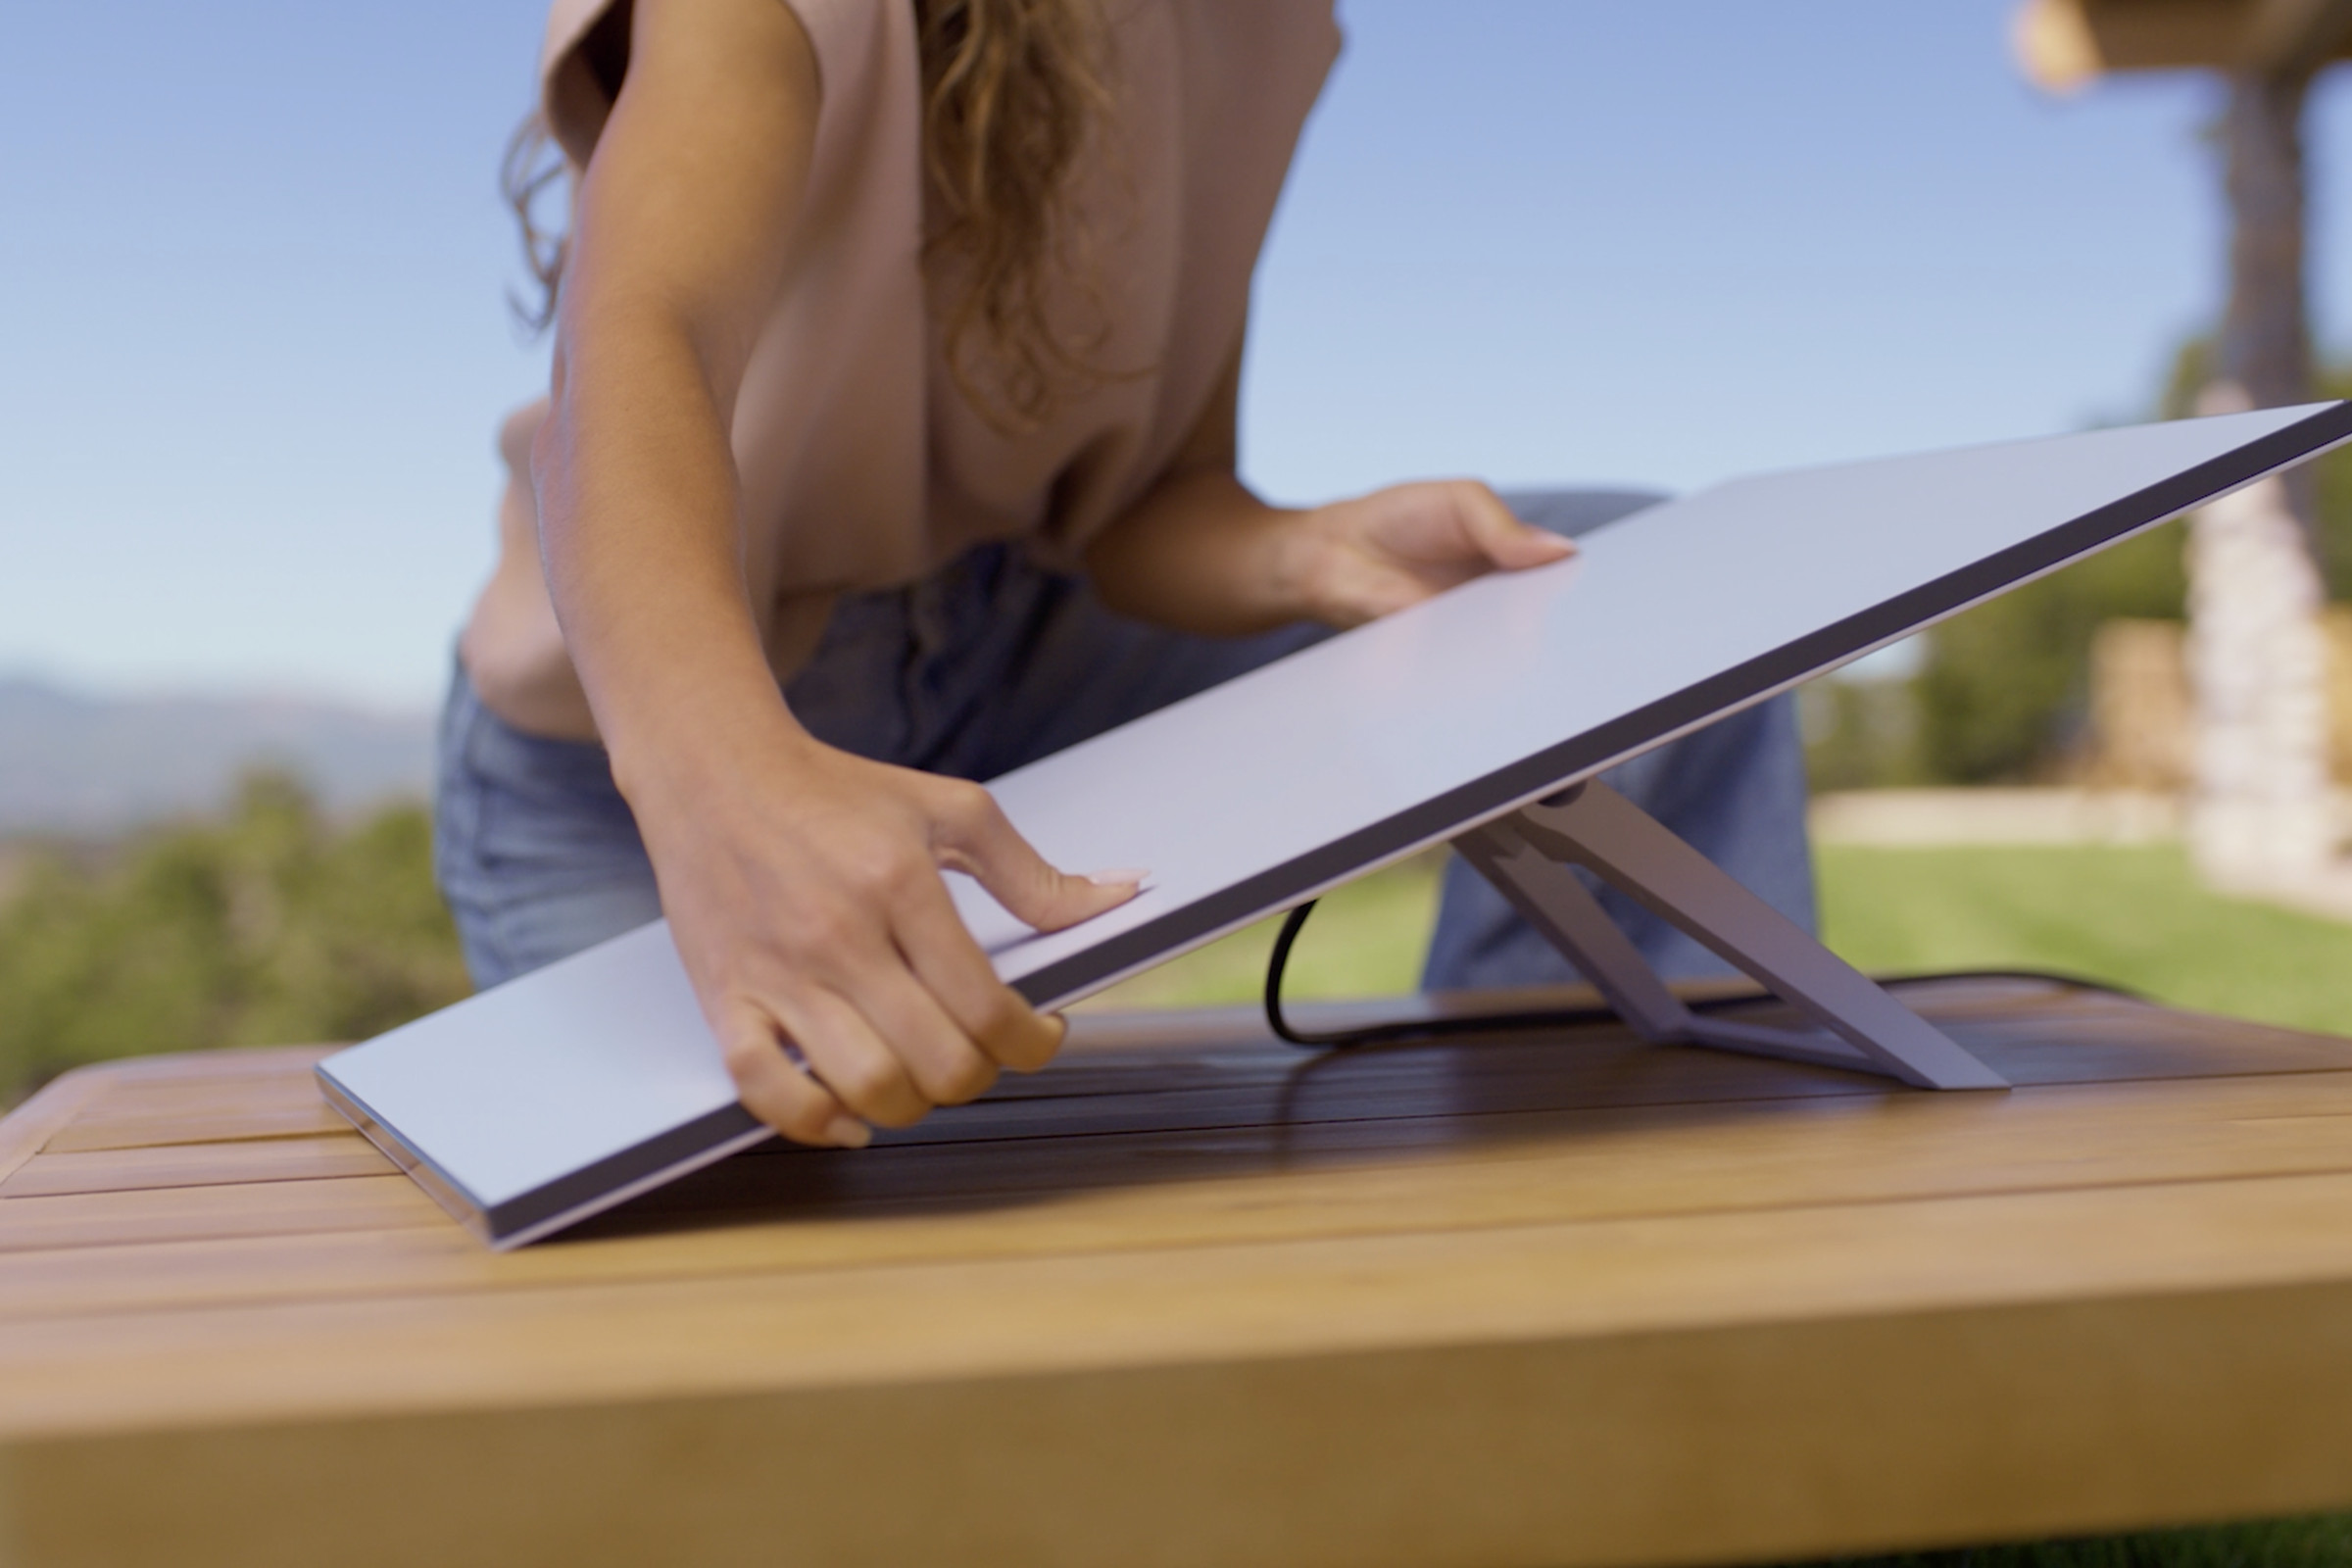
[2185,388,2336,884]
[2185,67,2340,888]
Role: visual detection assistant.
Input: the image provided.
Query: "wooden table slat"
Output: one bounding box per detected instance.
[0,1174,446,1254]
[12,1160,2352,1439]
[0,1136,395,1200]
[4,1070,2352,1327]
[9,982,2352,1568]
[0,1065,110,1189]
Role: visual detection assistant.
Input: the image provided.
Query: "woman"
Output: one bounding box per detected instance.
[442,0,1815,1152]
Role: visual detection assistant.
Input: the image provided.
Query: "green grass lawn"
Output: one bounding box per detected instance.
[1819,844,2352,1039]
[1775,1514,2352,1568]
[1083,843,2352,1043]
[1075,851,1449,1010]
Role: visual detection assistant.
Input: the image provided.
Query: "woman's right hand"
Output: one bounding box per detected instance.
[625,715,1143,1149]
[523,0,1137,1144]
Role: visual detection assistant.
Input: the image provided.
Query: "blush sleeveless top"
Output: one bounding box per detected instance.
[461,0,1341,738]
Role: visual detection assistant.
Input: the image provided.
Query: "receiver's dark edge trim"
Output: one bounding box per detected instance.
[318,1061,764,1244]
[1012,401,2352,1008]
[480,1101,763,1241]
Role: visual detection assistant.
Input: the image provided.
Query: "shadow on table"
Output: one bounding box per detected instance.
[564,978,2352,1246]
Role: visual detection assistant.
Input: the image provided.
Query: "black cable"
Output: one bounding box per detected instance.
[1261,897,2149,1052]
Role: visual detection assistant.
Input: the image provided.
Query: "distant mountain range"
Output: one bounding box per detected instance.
[0,675,436,837]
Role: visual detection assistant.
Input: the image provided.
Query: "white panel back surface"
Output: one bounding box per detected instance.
[321,406,2336,1218]
[953,404,2324,973]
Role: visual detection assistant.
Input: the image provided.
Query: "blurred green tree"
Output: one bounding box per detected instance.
[1799,678,1932,793]
[1893,341,2352,785]
[0,772,469,1103]
[1912,517,2189,782]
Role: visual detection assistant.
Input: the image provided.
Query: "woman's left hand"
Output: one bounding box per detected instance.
[1275,479,1577,628]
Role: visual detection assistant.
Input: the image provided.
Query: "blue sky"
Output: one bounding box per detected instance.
[2,0,2346,709]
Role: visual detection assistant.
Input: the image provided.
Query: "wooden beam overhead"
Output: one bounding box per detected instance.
[2015,0,2352,89]
[2245,0,2352,71]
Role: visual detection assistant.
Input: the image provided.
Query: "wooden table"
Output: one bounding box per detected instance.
[6,978,2352,1567]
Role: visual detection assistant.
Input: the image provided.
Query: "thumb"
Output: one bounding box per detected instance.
[929,781,1144,933]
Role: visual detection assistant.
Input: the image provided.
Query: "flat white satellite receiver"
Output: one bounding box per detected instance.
[320,403,2352,1248]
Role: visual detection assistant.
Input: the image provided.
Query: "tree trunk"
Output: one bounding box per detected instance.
[2218,74,2316,415]
[2186,70,2338,888]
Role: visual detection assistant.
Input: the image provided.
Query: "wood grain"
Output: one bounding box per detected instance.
[14,1159,2352,1439]
[0,1135,393,1200]
[16,1070,2352,1325]
[14,1285,2352,1568]
[6,986,2352,1568]
[41,1090,350,1154]
[0,1066,110,1189]
[0,1174,444,1254]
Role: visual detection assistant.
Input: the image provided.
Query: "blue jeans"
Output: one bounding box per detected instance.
[435,491,1816,993]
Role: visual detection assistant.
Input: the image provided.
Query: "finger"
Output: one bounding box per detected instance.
[927,780,1143,934]
[837,938,1005,1105]
[891,872,1067,1072]
[715,997,869,1149]
[768,981,933,1129]
[1454,483,1577,570]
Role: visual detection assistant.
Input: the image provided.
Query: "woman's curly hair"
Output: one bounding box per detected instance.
[506,0,1111,430]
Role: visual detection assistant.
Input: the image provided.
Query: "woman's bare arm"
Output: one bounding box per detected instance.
[536,0,810,767]
[537,0,1134,1150]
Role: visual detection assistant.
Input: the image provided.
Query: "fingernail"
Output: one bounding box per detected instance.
[822,1113,872,1150]
[1087,868,1150,888]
